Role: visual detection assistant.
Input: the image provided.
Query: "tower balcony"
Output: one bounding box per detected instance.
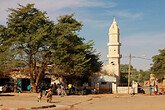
[107,43,121,46]
[107,54,122,58]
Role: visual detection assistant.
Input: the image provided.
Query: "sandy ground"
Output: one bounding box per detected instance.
[0,93,165,110]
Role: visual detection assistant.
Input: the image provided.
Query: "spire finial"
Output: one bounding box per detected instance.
[113,16,116,23]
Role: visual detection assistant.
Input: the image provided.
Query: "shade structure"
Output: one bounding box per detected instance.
[94,75,116,83]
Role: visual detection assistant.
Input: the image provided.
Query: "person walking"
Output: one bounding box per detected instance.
[37,91,42,102]
[68,84,72,95]
[46,88,53,103]
[150,85,152,95]
[60,85,66,96]
[154,85,157,95]
[156,85,159,94]
[130,87,134,97]
[132,83,135,95]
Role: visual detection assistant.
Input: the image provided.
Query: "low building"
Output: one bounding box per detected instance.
[0,68,51,92]
[94,75,116,93]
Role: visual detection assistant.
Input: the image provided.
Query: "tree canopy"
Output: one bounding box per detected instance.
[151,49,165,79]
[120,64,136,73]
[50,14,102,81]
[0,3,102,92]
[120,64,150,83]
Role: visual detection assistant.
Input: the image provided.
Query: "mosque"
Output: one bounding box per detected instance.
[93,18,139,94]
[93,18,122,93]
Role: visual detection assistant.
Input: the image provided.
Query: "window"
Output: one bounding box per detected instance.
[101,82,107,85]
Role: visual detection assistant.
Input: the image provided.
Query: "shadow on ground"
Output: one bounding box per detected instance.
[0,94,15,96]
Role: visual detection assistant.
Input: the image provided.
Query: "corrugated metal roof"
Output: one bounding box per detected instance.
[94,75,116,82]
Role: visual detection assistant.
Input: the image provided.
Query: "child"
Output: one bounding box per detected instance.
[154,85,157,95]
[37,91,42,102]
[46,88,53,103]
[150,85,152,95]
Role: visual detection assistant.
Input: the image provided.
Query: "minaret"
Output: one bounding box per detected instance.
[107,18,122,78]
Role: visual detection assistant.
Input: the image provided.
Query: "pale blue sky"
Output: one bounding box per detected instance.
[0,0,165,71]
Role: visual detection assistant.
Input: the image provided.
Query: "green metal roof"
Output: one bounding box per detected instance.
[94,75,116,83]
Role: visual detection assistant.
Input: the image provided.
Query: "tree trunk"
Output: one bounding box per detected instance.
[14,78,17,93]
[29,54,48,93]
[32,84,37,93]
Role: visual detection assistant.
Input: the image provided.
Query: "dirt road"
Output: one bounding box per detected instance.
[0,93,165,110]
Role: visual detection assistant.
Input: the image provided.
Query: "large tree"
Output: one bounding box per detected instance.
[0,4,55,92]
[151,49,165,79]
[49,14,102,83]
[0,4,102,92]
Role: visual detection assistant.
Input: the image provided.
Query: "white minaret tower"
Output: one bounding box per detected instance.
[107,18,122,78]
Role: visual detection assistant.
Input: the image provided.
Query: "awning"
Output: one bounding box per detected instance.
[94,75,116,83]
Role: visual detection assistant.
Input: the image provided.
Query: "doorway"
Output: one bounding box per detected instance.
[22,79,30,91]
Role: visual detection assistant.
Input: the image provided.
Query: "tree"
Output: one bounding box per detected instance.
[120,64,136,73]
[138,70,150,83]
[0,4,102,92]
[151,49,165,79]
[120,64,137,83]
[49,14,102,83]
[0,23,25,76]
[120,64,150,83]
[0,4,55,92]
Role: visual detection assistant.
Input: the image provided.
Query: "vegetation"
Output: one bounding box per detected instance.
[120,48,165,83]
[138,70,150,83]
[0,4,102,92]
[151,49,165,79]
[120,64,150,83]
[49,14,102,83]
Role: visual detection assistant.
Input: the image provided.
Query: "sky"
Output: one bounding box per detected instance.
[0,0,165,71]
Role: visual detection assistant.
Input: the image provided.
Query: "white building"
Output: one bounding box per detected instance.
[107,17,122,78]
[93,18,122,94]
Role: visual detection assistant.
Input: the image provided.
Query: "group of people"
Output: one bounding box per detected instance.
[150,85,158,95]
[130,83,159,96]
[53,83,76,96]
[37,82,75,102]
[56,84,67,96]
[37,83,53,103]
[37,87,53,103]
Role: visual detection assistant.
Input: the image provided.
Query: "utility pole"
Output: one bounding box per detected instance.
[128,53,131,94]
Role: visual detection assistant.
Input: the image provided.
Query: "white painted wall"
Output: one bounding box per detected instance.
[117,87,132,94]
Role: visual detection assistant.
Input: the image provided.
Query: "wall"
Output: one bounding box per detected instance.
[117,87,131,94]
[112,83,116,93]
[117,83,138,94]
